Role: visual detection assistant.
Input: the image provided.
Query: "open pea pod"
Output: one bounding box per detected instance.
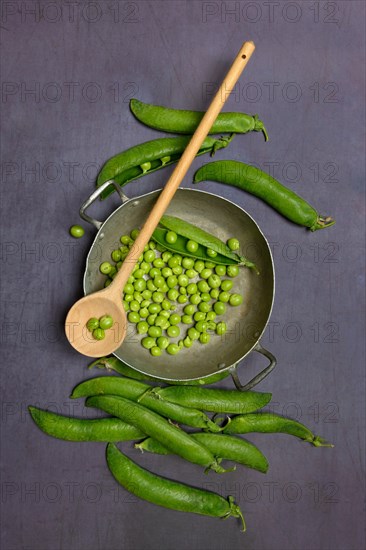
[153,216,258,272]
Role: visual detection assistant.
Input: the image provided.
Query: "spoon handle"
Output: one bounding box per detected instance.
[111,41,255,293]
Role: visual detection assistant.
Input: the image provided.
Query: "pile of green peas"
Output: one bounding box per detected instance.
[99,228,243,357]
[86,315,114,341]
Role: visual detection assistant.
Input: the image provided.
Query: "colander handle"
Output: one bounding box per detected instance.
[229,342,277,391]
[79,180,129,230]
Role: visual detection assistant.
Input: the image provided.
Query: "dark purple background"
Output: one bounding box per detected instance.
[1,1,365,549]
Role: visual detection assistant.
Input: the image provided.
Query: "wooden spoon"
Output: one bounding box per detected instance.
[65,41,256,357]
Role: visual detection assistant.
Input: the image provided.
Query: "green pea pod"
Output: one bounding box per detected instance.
[97,135,234,200]
[136,433,269,473]
[88,356,230,386]
[223,413,334,447]
[194,161,335,231]
[130,98,269,141]
[28,406,144,441]
[155,386,272,414]
[86,395,230,473]
[106,444,246,530]
[154,215,258,272]
[71,377,222,432]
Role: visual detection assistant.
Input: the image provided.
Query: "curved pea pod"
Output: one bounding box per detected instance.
[155,386,272,414]
[130,98,269,141]
[153,215,258,272]
[223,413,334,447]
[28,406,144,442]
[136,433,269,473]
[89,356,230,386]
[71,377,222,432]
[86,395,230,473]
[97,135,234,200]
[106,444,246,530]
[194,161,335,231]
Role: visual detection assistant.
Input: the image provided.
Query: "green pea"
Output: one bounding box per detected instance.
[214,302,226,315]
[142,337,156,349]
[160,283,169,293]
[206,248,217,258]
[156,244,166,253]
[206,311,217,321]
[121,245,130,255]
[133,292,143,303]
[128,312,140,323]
[169,314,181,325]
[93,328,105,340]
[229,294,243,307]
[131,228,140,240]
[199,332,211,344]
[153,276,165,289]
[147,280,157,292]
[155,317,170,330]
[207,321,217,331]
[183,304,195,316]
[167,288,179,301]
[159,310,170,319]
[167,343,180,355]
[152,292,164,303]
[147,314,157,326]
[99,315,114,330]
[120,235,133,245]
[178,274,189,287]
[111,249,122,262]
[185,269,198,279]
[182,315,193,324]
[166,231,178,244]
[182,257,194,269]
[161,156,171,166]
[142,289,152,300]
[122,300,129,310]
[134,269,145,279]
[161,299,172,310]
[167,325,180,338]
[188,327,200,340]
[100,262,112,275]
[187,283,197,295]
[216,322,227,335]
[221,279,234,292]
[178,295,188,304]
[167,275,178,288]
[186,240,198,253]
[226,265,240,277]
[148,303,161,314]
[109,267,117,278]
[104,279,112,288]
[189,294,201,305]
[86,318,99,332]
[139,307,149,318]
[194,260,205,273]
[153,258,165,268]
[140,299,151,308]
[227,238,240,251]
[137,321,149,334]
[197,280,209,293]
[140,262,150,274]
[200,292,211,302]
[148,326,162,338]
[134,279,146,292]
[124,294,134,303]
[149,267,160,279]
[194,312,206,322]
[210,288,220,299]
[200,269,212,280]
[144,250,155,263]
[215,265,226,276]
[195,321,207,333]
[69,225,85,238]
[208,274,221,289]
[162,267,173,278]
[150,346,162,357]
[219,291,230,303]
[173,254,182,264]
[162,251,172,262]
[157,336,170,349]
[183,336,193,348]
[168,257,179,268]
[116,261,123,270]
[130,301,140,312]
[205,262,216,269]
[172,265,183,276]
[198,302,211,313]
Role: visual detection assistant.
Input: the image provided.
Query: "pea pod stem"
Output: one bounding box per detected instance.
[193,161,335,231]
[130,98,268,142]
[106,444,246,530]
[223,413,334,447]
[97,135,234,200]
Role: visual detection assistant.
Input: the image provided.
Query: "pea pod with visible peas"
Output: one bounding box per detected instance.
[106,443,246,530]
[194,161,335,231]
[130,98,269,141]
[28,406,144,441]
[86,395,230,473]
[71,376,222,432]
[153,215,258,272]
[136,433,269,473]
[97,135,234,200]
[154,386,272,414]
[223,413,334,447]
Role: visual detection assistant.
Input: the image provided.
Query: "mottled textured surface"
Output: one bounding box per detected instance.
[0,1,365,549]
